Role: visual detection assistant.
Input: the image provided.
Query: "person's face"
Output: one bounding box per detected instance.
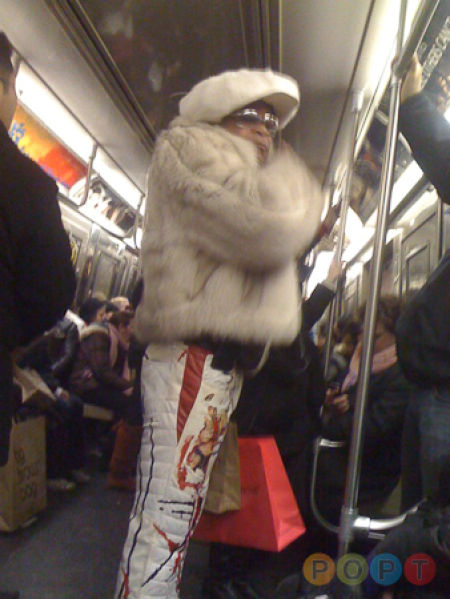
[340,334,356,358]
[0,71,17,130]
[94,306,106,323]
[221,101,276,164]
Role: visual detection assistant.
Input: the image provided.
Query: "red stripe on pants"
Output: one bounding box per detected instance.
[177,346,211,442]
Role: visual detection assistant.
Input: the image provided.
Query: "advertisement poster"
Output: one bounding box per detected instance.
[418,0,450,109]
[9,104,87,190]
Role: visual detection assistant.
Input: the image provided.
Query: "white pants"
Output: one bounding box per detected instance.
[115,343,243,599]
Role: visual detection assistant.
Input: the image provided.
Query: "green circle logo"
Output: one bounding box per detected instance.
[337,553,368,585]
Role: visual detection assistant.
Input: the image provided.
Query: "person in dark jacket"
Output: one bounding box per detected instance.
[48,316,80,387]
[78,297,106,326]
[364,456,450,599]
[18,330,88,489]
[398,55,449,205]
[202,260,343,599]
[0,31,76,467]
[316,297,414,529]
[0,31,75,599]
[396,56,450,512]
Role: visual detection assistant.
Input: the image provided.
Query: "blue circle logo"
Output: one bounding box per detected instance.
[370,553,402,586]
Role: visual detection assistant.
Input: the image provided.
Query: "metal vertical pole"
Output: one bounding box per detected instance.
[323,92,363,379]
[337,0,408,557]
[437,198,444,260]
[78,142,98,207]
[337,0,441,556]
[74,142,98,307]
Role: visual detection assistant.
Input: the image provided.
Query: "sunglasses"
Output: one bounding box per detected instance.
[229,108,279,137]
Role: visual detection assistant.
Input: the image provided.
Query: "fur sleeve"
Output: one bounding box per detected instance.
[150,122,325,271]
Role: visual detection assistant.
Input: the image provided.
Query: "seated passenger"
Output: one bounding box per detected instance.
[316,296,414,528]
[68,310,133,416]
[364,456,450,599]
[47,315,80,387]
[18,329,89,490]
[325,316,360,386]
[78,297,106,327]
[104,301,119,321]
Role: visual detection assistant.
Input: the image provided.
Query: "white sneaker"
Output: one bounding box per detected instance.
[47,478,76,492]
[71,469,91,483]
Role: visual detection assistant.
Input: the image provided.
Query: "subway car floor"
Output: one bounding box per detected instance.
[0,468,210,599]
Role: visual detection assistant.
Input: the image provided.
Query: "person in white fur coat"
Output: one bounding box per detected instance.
[115,68,325,599]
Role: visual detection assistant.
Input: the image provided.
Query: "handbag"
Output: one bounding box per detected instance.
[203,421,241,514]
[194,436,305,551]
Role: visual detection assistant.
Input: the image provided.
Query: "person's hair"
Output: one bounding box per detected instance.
[0,33,13,84]
[110,296,131,310]
[333,314,354,343]
[357,295,403,335]
[104,301,119,315]
[79,298,105,324]
[341,319,361,345]
[108,310,134,329]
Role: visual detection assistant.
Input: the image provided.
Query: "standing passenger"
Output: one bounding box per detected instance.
[0,30,76,471]
[115,68,325,598]
[396,56,450,510]
[0,31,75,599]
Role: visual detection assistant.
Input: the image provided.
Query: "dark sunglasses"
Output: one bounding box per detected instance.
[229,108,279,137]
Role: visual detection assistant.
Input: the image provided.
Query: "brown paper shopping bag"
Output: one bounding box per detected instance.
[0,416,47,532]
[204,421,241,514]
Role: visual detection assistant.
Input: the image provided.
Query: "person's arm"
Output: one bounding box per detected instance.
[82,334,132,391]
[322,367,410,449]
[150,122,325,271]
[302,258,343,331]
[51,323,79,380]
[18,335,60,391]
[399,56,450,203]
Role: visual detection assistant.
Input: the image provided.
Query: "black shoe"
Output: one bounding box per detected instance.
[0,592,19,599]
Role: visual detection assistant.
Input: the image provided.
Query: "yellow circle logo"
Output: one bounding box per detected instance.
[303,553,335,586]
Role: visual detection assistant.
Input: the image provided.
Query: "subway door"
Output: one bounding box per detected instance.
[89,231,122,300]
[400,202,439,298]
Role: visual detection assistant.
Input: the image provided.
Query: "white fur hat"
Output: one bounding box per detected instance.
[179,68,300,129]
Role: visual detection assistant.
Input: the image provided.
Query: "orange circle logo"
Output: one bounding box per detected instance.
[303,553,335,586]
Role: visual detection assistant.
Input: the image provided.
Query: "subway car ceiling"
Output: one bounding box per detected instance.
[1,1,424,186]
[0,1,449,282]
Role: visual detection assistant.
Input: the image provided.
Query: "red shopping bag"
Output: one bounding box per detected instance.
[193,436,305,551]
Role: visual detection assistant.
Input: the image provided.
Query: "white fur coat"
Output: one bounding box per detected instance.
[134,117,325,345]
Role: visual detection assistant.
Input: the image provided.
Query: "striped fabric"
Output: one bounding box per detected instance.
[116,343,242,599]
